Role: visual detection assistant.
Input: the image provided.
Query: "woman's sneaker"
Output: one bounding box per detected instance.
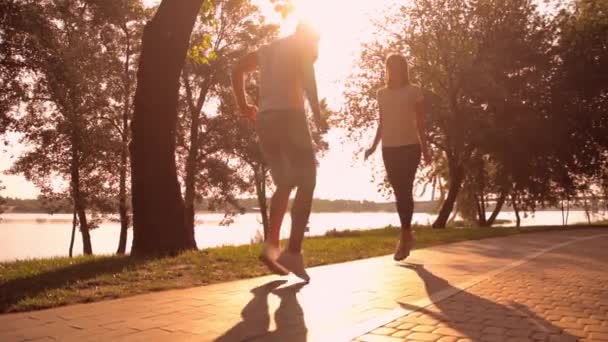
[277,251,310,282]
[259,243,289,275]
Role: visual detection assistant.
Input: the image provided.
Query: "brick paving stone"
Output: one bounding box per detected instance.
[357,334,404,342]
[548,333,578,342]
[436,337,458,342]
[433,327,467,337]
[412,325,437,333]
[384,321,402,329]
[353,231,608,342]
[406,332,442,341]
[589,332,608,341]
[563,328,587,338]
[480,333,504,342]
[371,327,397,335]
[506,328,534,338]
[586,325,608,333]
[397,322,417,330]
[532,332,550,341]
[504,338,531,342]
[391,330,410,338]
[482,327,506,335]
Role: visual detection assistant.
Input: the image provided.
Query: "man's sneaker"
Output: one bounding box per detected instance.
[277,251,310,282]
[394,237,415,261]
[259,243,289,275]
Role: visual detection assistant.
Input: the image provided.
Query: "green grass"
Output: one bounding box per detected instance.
[0,224,605,314]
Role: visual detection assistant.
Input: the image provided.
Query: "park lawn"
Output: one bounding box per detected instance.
[0,224,604,313]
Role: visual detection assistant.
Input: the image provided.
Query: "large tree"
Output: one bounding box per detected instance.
[130,0,205,255]
[340,0,554,228]
[6,0,125,255]
[548,0,608,209]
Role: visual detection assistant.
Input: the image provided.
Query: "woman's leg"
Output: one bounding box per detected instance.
[383,146,421,231]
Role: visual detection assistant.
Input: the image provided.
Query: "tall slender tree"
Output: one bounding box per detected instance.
[88,0,148,254]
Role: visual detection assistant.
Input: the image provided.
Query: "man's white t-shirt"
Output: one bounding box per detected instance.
[377,85,424,148]
[257,36,305,113]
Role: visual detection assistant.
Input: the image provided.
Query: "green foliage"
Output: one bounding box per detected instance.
[2,1,148,253]
[339,0,607,224]
[187,34,217,65]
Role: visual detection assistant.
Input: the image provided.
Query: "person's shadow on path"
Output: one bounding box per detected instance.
[398,263,576,341]
[215,280,308,342]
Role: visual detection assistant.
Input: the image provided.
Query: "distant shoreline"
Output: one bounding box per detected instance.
[2,197,605,215]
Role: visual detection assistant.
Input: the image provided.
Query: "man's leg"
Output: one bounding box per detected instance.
[275,112,316,281]
[259,184,292,275]
[277,153,315,281]
[288,171,315,253]
[267,185,292,248]
[256,112,292,275]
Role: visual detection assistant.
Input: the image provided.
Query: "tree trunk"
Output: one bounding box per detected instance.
[448,201,459,225]
[476,194,487,227]
[69,205,77,258]
[130,0,203,255]
[254,168,269,239]
[565,200,570,226]
[512,194,521,228]
[71,145,92,255]
[117,26,132,255]
[484,191,506,227]
[433,162,463,229]
[561,200,566,226]
[116,156,129,254]
[183,71,211,246]
[77,205,92,255]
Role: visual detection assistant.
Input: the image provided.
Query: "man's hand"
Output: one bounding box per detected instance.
[242,104,258,122]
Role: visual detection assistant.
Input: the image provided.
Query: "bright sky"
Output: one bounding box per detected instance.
[0,0,398,201]
[0,0,563,201]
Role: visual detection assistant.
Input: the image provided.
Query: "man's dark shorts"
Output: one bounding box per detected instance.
[256,110,316,188]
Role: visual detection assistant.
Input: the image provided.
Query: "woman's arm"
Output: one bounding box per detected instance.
[415,98,431,164]
[365,106,383,160]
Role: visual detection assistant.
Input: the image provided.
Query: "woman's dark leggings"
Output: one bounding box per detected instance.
[382,144,421,230]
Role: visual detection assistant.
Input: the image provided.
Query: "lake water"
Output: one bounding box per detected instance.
[0,210,605,261]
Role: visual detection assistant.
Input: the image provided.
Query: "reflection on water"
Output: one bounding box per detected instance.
[0,211,605,261]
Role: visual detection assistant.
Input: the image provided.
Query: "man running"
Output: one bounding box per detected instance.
[231,23,327,282]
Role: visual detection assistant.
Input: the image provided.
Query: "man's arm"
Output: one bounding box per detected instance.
[231,52,259,121]
[302,60,328,131]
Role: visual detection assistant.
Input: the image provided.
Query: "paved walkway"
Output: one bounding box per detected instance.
[1,228,607,342]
